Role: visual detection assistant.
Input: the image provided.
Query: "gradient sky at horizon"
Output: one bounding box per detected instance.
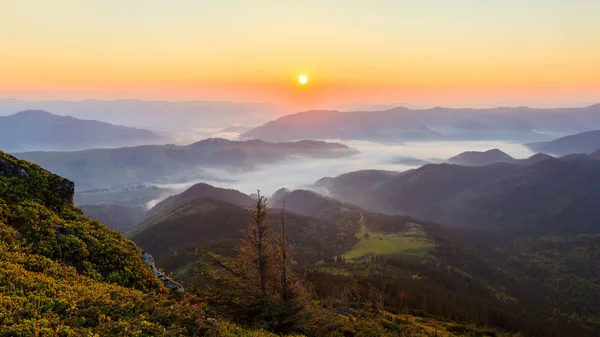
[2,0,600,109]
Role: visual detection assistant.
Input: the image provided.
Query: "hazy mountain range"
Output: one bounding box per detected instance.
[0,98,283,130]
[242,104,600,142]
[0,110,165,152]
[14,138,358,190]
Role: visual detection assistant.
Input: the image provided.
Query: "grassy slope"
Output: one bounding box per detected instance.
[342,224,434,261]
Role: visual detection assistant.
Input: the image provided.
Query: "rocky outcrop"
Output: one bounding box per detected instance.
[142,251,185,293]
[0,152,75,204]
[0,153,30,178]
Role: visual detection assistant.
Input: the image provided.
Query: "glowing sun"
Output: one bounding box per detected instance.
[298,74,309,85]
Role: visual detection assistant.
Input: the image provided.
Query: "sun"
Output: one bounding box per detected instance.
[298,74,308,85]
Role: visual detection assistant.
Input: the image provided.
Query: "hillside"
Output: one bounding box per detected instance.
[526,130,600,156]
[0,150,219,335]
[131,183,600,336]
[241,104,600,143]
[270,188,362,219]
[0,110,165,152]
[318,158,600,237]
[129,194,357,281]
[314,169,402,209]
[147,182,255,218]
[15,138,358,190]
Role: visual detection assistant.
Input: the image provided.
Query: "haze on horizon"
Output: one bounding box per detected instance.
[2,0,600,110]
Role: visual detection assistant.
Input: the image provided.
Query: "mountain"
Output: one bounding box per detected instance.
[525,130,600,156]
[147,182,255,218]
[242,109,444,142]
[241,104,600,142]
[447,149,554,166]
[318,158,600,237]
[0,98,283,131]
[518,152,555,165]
[591,148,600,159]
[314,170,402,209]
[14,138,358,190]
[0,110,165,152]
[270,188,361,220]
[448,148,516,166]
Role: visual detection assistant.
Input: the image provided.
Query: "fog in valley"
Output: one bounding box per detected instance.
[144,138,536,208]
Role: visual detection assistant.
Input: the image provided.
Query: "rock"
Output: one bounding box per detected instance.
[50,177,75,204]
[0,154,30,178]
[142,251,185,293]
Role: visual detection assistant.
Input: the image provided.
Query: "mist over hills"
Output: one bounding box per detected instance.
[242,104,600,142]
[14,138,358,190]
[0,110,165,152]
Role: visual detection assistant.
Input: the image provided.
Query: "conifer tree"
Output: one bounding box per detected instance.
[198,191,308,333]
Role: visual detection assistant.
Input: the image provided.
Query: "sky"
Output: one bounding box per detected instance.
[2,0,600,109]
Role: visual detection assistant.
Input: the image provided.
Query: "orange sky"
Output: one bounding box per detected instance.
[2,1,600,109]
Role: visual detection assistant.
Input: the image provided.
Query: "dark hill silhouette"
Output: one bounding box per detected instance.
[559,153,591,162]
[447,149,554,166]
[318,158,600,237]
[448,149,515,166]
[270,188,361,220]
[147,182,254,218]
[526,130,600,156]
[0,110,165,152]
[314,170,402,209]
[518,152,555,165]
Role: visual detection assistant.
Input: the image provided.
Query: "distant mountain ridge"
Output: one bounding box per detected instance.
[0,110,165,152]
[14,138,358,190]
[525,130,600,156]
[0,98,283,130]
[241,104,600,142]
[447,149,554,166]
